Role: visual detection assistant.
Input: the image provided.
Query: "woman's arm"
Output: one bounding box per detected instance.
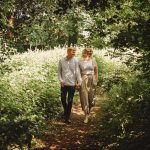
[94,65,98,81]
[92,58,98,81]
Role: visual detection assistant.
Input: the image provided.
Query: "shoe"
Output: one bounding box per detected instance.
[84,115,89,123]
[91,100,95,107]
[65,119,71,124]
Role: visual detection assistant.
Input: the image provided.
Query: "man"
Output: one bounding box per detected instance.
[58,47,81,124]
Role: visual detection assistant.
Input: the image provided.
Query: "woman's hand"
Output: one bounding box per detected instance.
[76,83,81,90]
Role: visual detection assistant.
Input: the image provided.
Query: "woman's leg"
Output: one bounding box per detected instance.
[88,76,95,112]
[80,76,89,123]
[84,109,89,123]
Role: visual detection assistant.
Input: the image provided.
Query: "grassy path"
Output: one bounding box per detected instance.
[33,100,101,150]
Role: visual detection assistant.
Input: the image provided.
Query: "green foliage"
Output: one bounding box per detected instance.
[21,24,49,47]
[99,78,150,150]
[0,1,150,149]
[0,50,62,149]
[95,54,128,91]
[105,0,150,78]
[90,37,106,48]
[0,0,114,50]
[96,55,150,150]
[0,38,17,63]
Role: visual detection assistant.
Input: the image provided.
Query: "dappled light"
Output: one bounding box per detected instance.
[1,0,150,150]
[34,102,101,150]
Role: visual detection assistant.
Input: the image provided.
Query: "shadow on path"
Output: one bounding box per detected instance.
[33,102,101,150]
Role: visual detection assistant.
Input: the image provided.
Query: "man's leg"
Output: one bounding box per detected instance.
[66,86,75,122]
[61,86,67,118]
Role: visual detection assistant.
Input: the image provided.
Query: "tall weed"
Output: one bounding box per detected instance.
[95,55,150,150]
[0,49,65,149]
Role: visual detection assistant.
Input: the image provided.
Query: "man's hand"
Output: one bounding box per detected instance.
[60,81,64,87]
[76,83,81,90]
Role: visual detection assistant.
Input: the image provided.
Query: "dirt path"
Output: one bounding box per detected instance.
[33,101,101,150]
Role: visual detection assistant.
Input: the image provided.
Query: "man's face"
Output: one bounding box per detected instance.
[67,49,76,58]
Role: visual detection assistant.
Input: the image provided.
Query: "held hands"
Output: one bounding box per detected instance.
[60,81,81,89]
[75,83,81,90]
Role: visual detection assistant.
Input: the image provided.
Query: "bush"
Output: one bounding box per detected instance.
[94,52,150,150]
[0,50,63,149]
[98,75,150,150]
[95,52,129,92]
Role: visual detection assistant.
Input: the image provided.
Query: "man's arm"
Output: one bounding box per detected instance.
[58,60,64,87]
[75,60,82,87]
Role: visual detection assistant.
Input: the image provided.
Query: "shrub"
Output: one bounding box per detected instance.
[0,50,63,149]
[98,76,150,150]
[94,51,150,150]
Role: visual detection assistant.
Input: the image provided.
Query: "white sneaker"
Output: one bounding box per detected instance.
[84,115,89,123]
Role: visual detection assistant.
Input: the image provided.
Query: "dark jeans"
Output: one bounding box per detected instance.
[61,86,75,121]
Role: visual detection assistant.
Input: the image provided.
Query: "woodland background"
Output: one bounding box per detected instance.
[0,0,150,150]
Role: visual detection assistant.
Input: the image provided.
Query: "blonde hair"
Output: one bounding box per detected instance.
[85,48,93,53]
[82,48,88,53]
[67,47,76,51]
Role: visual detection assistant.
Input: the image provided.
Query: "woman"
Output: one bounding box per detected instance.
[86,48,98,86]
[79,48,98,123]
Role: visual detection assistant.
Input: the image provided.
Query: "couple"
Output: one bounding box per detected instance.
[58,47,98,124]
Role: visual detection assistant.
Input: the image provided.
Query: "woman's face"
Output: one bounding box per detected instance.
[88,50,93,57]
[82,51,88,58]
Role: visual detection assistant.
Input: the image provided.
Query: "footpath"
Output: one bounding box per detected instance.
[33,100,101,150]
